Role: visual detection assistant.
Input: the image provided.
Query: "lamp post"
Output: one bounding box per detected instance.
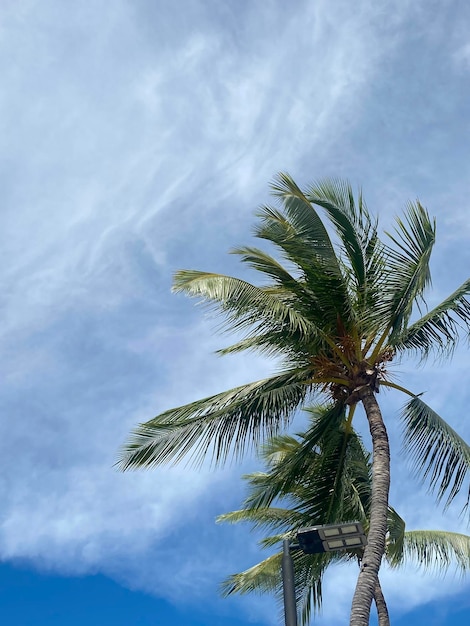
[282,523,367,626]
[282,539,298,626]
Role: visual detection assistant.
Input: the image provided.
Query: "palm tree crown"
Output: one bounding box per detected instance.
[119,174,470,625]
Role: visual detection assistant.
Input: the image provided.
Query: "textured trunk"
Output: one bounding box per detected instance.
[349,387,390,626]
[374,577,390,626]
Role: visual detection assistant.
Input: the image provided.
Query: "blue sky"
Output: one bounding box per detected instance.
[1,0,469,624]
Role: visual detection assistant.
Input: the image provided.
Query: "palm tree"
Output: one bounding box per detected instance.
[218,406,470,625]
[118,174,470,625]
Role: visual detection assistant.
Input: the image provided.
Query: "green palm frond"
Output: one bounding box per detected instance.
[266,405,348,500]
[401,396,470,509]
[384,201,435,338]
[296,406,372,526]
[300,424,365,524]
[215,324,324,363]
[231,244,349,343]
[396,278,470,358]
[172,270,315,338]
[398,530,470,573]
[238,462,301,512]
[346,450,373,525]
[230,246,301,287]
[262,174,354,325]
[216,507,304,532]
[306,179,378,295]
[230,405,372,529]
[258,532,293,549]
[268,173,343,273]
[118,368,313,470]
[239,404,349,512]
[215,333,288,358]
[303,178,390,340]
[258,433,304,468]
[221,553,281,596]
[253,216,353,332]
[253,202,338,280]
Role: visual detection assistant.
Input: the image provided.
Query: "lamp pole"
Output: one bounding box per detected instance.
[282,539,297,626]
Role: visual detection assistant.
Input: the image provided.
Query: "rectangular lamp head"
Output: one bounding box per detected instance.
[297,523,367,554]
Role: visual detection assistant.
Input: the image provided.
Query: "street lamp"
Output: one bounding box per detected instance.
[282,523,367,626]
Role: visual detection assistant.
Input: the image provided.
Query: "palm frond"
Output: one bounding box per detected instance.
[396,278,470,358]
[172,270,314,338]
[215,334,287,358]
[306,179,377,294]
[384,201,435,337]
[401,396,470,509]
[253,203,337,281]
[269,173,342,273]
[238,405,373,532]
[259,174,354,327]
[215,323,325,364]
[399,530,470,573]
[230,246,300,286]
[118,368,313,470]
[231,245,348,342]
[303,179,392,343]
[294,406,372,526]
[220,553,281,596]
[239,404,348,511]
[253,213,353,332]
[300,424,364,524]
[239,463,302,512]
[216,507,304,532]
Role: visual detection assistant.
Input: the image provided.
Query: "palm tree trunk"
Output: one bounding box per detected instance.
[350,387,390,626]
[374,577,390,626]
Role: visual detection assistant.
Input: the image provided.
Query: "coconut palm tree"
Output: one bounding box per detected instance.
[118,174,470,625]
[218,406,470,626]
